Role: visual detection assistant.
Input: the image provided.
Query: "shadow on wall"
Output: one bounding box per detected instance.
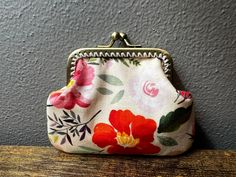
[194,123,214,149]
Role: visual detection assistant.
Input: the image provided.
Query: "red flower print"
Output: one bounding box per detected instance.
[49,59,94,109]
[179,91,192,100]
[92,110,161,155]
[174,90,192,104]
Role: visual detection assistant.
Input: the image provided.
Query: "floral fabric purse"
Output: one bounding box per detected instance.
[47,32,195,156]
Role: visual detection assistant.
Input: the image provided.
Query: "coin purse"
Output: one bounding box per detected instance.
[47,32,195,156]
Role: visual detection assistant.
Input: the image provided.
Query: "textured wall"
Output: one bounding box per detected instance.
[0,0,235,149]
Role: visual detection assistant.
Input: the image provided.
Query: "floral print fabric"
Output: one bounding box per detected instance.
[92,110,160,154]
[49,59,94,109]
[47,57,194,156]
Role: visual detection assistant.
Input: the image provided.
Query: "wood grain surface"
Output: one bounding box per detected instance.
[0,146,235,177]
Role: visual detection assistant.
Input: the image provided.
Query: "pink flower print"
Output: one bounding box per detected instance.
[143,81,159,97]
[129,74,169,113]
[49,59,95,110]
[73,59,95,86]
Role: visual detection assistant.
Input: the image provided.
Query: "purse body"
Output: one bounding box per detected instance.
[47,47,194,156]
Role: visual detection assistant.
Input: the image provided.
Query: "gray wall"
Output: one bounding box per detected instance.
[0,0,235,149]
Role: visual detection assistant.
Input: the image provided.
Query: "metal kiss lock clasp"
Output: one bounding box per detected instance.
[97,32,142,48]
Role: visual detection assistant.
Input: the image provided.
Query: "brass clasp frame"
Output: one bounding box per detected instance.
[66,32,173,84]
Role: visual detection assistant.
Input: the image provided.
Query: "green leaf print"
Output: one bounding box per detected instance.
[98,74,123,86]
[158,105,193,133]
[157,136,178,146]
[97,87,113,95]
[111,90,124,104]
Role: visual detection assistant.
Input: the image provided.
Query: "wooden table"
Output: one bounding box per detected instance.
[0,146,235,177]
